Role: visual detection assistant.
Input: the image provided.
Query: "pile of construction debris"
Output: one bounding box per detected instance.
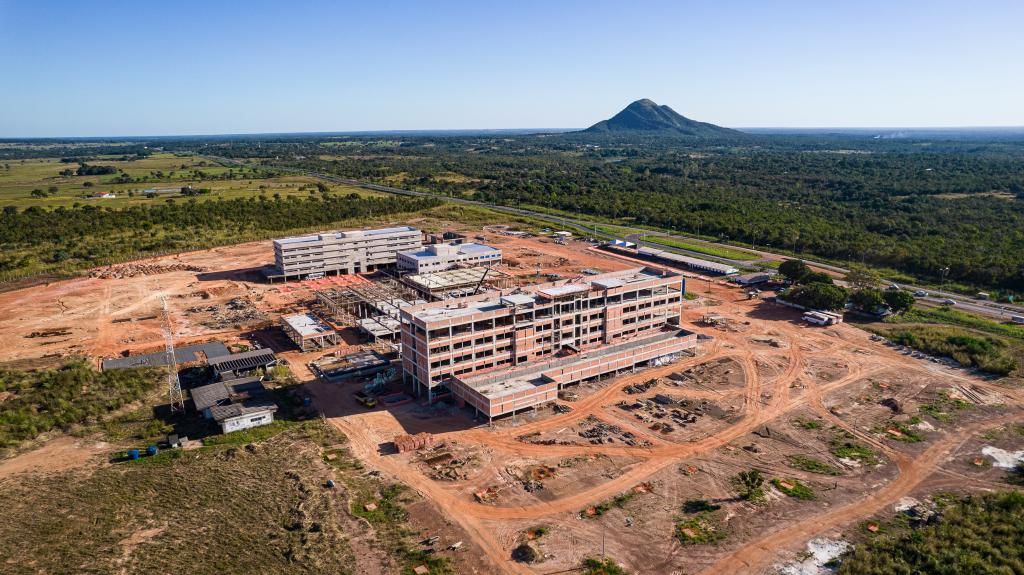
[618,397,722,433]
[578,415,650,446]
[90,262,205,279]
[474,486,499,503]
[394,432,435,453]
[188,297,266,328]
[520,464,556,492]
[624,378,659,394]
[515,431,575,446]
[417,441,477,481]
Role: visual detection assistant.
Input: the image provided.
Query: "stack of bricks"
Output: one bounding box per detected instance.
[394,432,435,453]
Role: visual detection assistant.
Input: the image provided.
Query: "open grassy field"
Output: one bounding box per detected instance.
[0,153,379,208]
[0,421,364,575]
[0,354,454,575]
[641,234,761,261]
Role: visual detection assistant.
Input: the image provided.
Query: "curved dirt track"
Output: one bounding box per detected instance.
[315,268,1022,574]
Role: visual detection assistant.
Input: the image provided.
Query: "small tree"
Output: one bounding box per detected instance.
[779,259,811,283]
[732,470,765,501]
[851,288,886,313]
[845,265,882,290]
[803,271,834,285]
[786,283,849,310]
[883,290,915,314]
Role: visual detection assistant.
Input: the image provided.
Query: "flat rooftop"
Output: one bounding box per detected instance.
[102,341,229,370]
[638,246,740,275]
[282,313,336,337]
[274,225,418,246]
[406,266,679,322]
[405,267,490,290]
[400,242,499,260]
[462,327,695,400]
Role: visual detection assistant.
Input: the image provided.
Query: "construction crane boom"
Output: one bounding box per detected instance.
[161,295,186,412]
[472,266,492,295]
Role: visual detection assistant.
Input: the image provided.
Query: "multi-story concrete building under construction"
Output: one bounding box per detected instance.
[396,242,502,274]
[399,266,697,420]
[270,226,422,281]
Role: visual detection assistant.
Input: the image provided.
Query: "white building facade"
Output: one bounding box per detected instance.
[272,226,423,280]
[396,242,501,274]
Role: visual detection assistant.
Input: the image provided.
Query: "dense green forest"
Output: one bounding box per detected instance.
[0,192,439,278]
[3,132,1024,290]
[288,136,1024,289]
[177,133,1024,290]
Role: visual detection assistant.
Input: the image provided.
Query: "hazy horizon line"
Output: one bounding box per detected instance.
[4,125,1024,141]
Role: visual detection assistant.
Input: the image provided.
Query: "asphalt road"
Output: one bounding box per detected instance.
[208,156,1024,321]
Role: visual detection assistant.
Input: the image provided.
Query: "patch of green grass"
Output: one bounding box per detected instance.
[202,419,301,447]
[918,391,973,423]
[837,491,1024,575]
[787,455,842,476]
[771,478,815,500]
[0,422,359,574]
[675,512,726,545]
[348,481,453,575]
[0,361,161,451]
[795,419,823,430]
[830,431,881,465]
[877,421,924,443]
[582,557,630,575]
[642,235,761,261]
[581,489,642,518]
[874,325,1018,376]
[886,306,1024,342]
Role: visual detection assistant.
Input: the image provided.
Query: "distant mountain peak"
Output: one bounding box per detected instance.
[583,99,740,137]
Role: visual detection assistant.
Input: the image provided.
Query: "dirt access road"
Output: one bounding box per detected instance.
[312,249,1023,575]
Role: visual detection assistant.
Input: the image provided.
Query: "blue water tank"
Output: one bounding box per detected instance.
[326,479,336,489]
[146,445,158,456]
[127,449,140,460]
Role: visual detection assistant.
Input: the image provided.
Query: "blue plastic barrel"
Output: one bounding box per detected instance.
[146,445,158,456]
[127,449,140,460]
[326,479,336,489]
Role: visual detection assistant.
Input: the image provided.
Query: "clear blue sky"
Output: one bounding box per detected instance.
[1,0,1022,136]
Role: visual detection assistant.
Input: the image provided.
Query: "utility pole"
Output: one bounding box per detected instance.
[940,266,950,291]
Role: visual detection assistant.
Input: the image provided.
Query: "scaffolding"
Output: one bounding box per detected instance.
[314,276,425,342]
[400,266,518,300]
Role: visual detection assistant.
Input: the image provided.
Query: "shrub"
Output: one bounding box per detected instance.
[837,492,1024,574]
[771,478,815,500]
[787,455,842,476]
[582,557,628,575]
[731,469,765,501]
[0,362,160,449]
